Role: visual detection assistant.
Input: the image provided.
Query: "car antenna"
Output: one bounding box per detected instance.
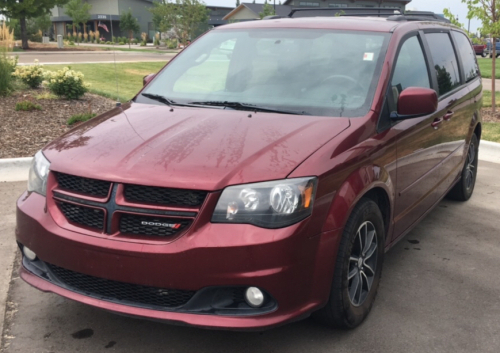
[108,0,121,107]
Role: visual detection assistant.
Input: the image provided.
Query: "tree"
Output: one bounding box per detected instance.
[464,0,500,112]
[34,14,53,36]
[65,0,92,39]
[0,0,69,49]
[259,0,275,19]
[120,9,140,48]
[443,8,465,29]
[148,0,209,45]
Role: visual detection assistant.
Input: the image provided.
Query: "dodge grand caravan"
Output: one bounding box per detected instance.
[16,10,482,330]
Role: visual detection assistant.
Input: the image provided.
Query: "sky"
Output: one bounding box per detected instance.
[207,0,482,35]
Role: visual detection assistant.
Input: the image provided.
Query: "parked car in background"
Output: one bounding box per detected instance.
[485,38,500,58]
[473,43,487,57]
[16,10,482,331]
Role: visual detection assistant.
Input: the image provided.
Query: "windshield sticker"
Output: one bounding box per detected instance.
[363,53,374,61]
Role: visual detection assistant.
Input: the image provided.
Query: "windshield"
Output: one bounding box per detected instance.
[138,28,390,117]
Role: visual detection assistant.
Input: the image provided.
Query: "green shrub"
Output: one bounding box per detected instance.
[166,39,178,49]
[15,100,42,111]
[69,41,75,46]
[140,41,146,46]
[35,92,57,100]
[0,53,17,96]
[67,112,97,126]
[119,41,125,45]
[30,32,42,43]
[46,67,89,100]
[12,60,45,88]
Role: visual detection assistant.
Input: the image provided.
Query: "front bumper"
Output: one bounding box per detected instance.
[16,191,342,330]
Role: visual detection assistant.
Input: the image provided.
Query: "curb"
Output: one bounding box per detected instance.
[0,157,32,183]
[1,141,499,183]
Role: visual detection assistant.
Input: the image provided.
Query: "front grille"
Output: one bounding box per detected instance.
[59,202,105,230]
[56,173,111,198]
[119,214,190,237]
[47,263,196,309]
[124,184,207,207]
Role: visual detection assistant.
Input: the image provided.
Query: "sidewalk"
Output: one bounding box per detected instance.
[482,78,500,91]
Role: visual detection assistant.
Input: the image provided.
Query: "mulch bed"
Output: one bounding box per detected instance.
[481,108,500,123]
[0,88,116,159]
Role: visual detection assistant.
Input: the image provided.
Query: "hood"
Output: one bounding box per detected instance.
[44,103,350,191]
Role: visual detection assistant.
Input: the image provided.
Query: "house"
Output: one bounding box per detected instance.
[223,3,292,21]
[50,1,233,41]
[223,0,412,21]
[283,0,411,12]
[51,0,156,40]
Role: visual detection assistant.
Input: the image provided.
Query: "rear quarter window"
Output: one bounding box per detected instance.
[452,31,479,82]
[425,33,461,96]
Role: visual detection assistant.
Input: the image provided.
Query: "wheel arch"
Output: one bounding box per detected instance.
[321,165,394,245]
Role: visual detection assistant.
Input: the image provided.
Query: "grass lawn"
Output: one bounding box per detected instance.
[483,122,500,143]
[481,90,500,108]
[478,57,500,79]
[43,62,167,102]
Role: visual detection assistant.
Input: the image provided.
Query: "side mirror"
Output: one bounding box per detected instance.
[143,73,156,86]
[391,87,438,121]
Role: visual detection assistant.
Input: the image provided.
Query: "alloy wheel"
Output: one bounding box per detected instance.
[348,221,378,307]
[465,141,476,191]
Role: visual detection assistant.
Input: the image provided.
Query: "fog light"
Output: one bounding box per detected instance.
[245,287,264,308]
[23,246,37,261]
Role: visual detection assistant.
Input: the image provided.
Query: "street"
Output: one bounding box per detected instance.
[0,161,499,352]
[16,51,177,65]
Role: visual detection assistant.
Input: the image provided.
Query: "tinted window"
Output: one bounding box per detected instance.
[392,36,430,93]
[452,31,479,82]
[425,33,461,96]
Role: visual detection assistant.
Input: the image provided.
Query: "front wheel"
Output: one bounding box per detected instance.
[481,52,487,58]
[447,134,479,201]
[315,198,385,329]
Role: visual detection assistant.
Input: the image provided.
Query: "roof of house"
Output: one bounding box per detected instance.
[223,3,292,20]
[282,0,411,4]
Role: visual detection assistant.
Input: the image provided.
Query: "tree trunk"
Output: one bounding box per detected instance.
[493,37,496,113]
[20,16,29,50]
[129,30,132,49]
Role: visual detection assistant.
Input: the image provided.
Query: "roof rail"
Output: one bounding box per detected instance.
[389,11,451,23]
[288,7,401,18]
[287,8,451,24]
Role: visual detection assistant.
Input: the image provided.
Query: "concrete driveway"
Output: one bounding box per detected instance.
[1,162,499,353]
[17,51,177,65]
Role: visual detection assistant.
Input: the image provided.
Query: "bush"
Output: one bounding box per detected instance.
[12,60,45,88]
[15,100,42,111]
[0,54,17,96]
[140,41,146,46]
[45,67,89,100]
[119,41,125,45]
[30,32,42,43]
[166,39,178,49]
[67,112,97,126]
[69,41,75,46]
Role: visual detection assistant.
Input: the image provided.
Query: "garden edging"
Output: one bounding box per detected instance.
[1,141,499,183]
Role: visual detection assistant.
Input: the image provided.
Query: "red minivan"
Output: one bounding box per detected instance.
[16,10,482,330]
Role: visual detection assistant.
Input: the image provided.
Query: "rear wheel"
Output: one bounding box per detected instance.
[315,198,385,329]
[447,134,479,201]
[481,52,487,58]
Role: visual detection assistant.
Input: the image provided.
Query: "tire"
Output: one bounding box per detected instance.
[482,52,487,58]
[447,134,479,201]
[315,198,385,329]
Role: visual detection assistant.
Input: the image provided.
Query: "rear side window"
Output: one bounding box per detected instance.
[452,31,479,82]
[425,33,461,96]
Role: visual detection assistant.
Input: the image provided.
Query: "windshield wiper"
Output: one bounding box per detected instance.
[188,101,309,115]
[141,93,176,106]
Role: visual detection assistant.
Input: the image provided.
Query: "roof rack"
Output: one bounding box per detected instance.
[287,7,451,24]
[288,7,401,18]
[388,11,451,23]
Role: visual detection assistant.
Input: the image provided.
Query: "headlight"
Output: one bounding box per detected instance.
[211,177,317,228]
[27,151,50,196]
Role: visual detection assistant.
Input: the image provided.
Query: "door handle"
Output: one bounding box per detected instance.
[443,111,454,121]
[431,117,443,129]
